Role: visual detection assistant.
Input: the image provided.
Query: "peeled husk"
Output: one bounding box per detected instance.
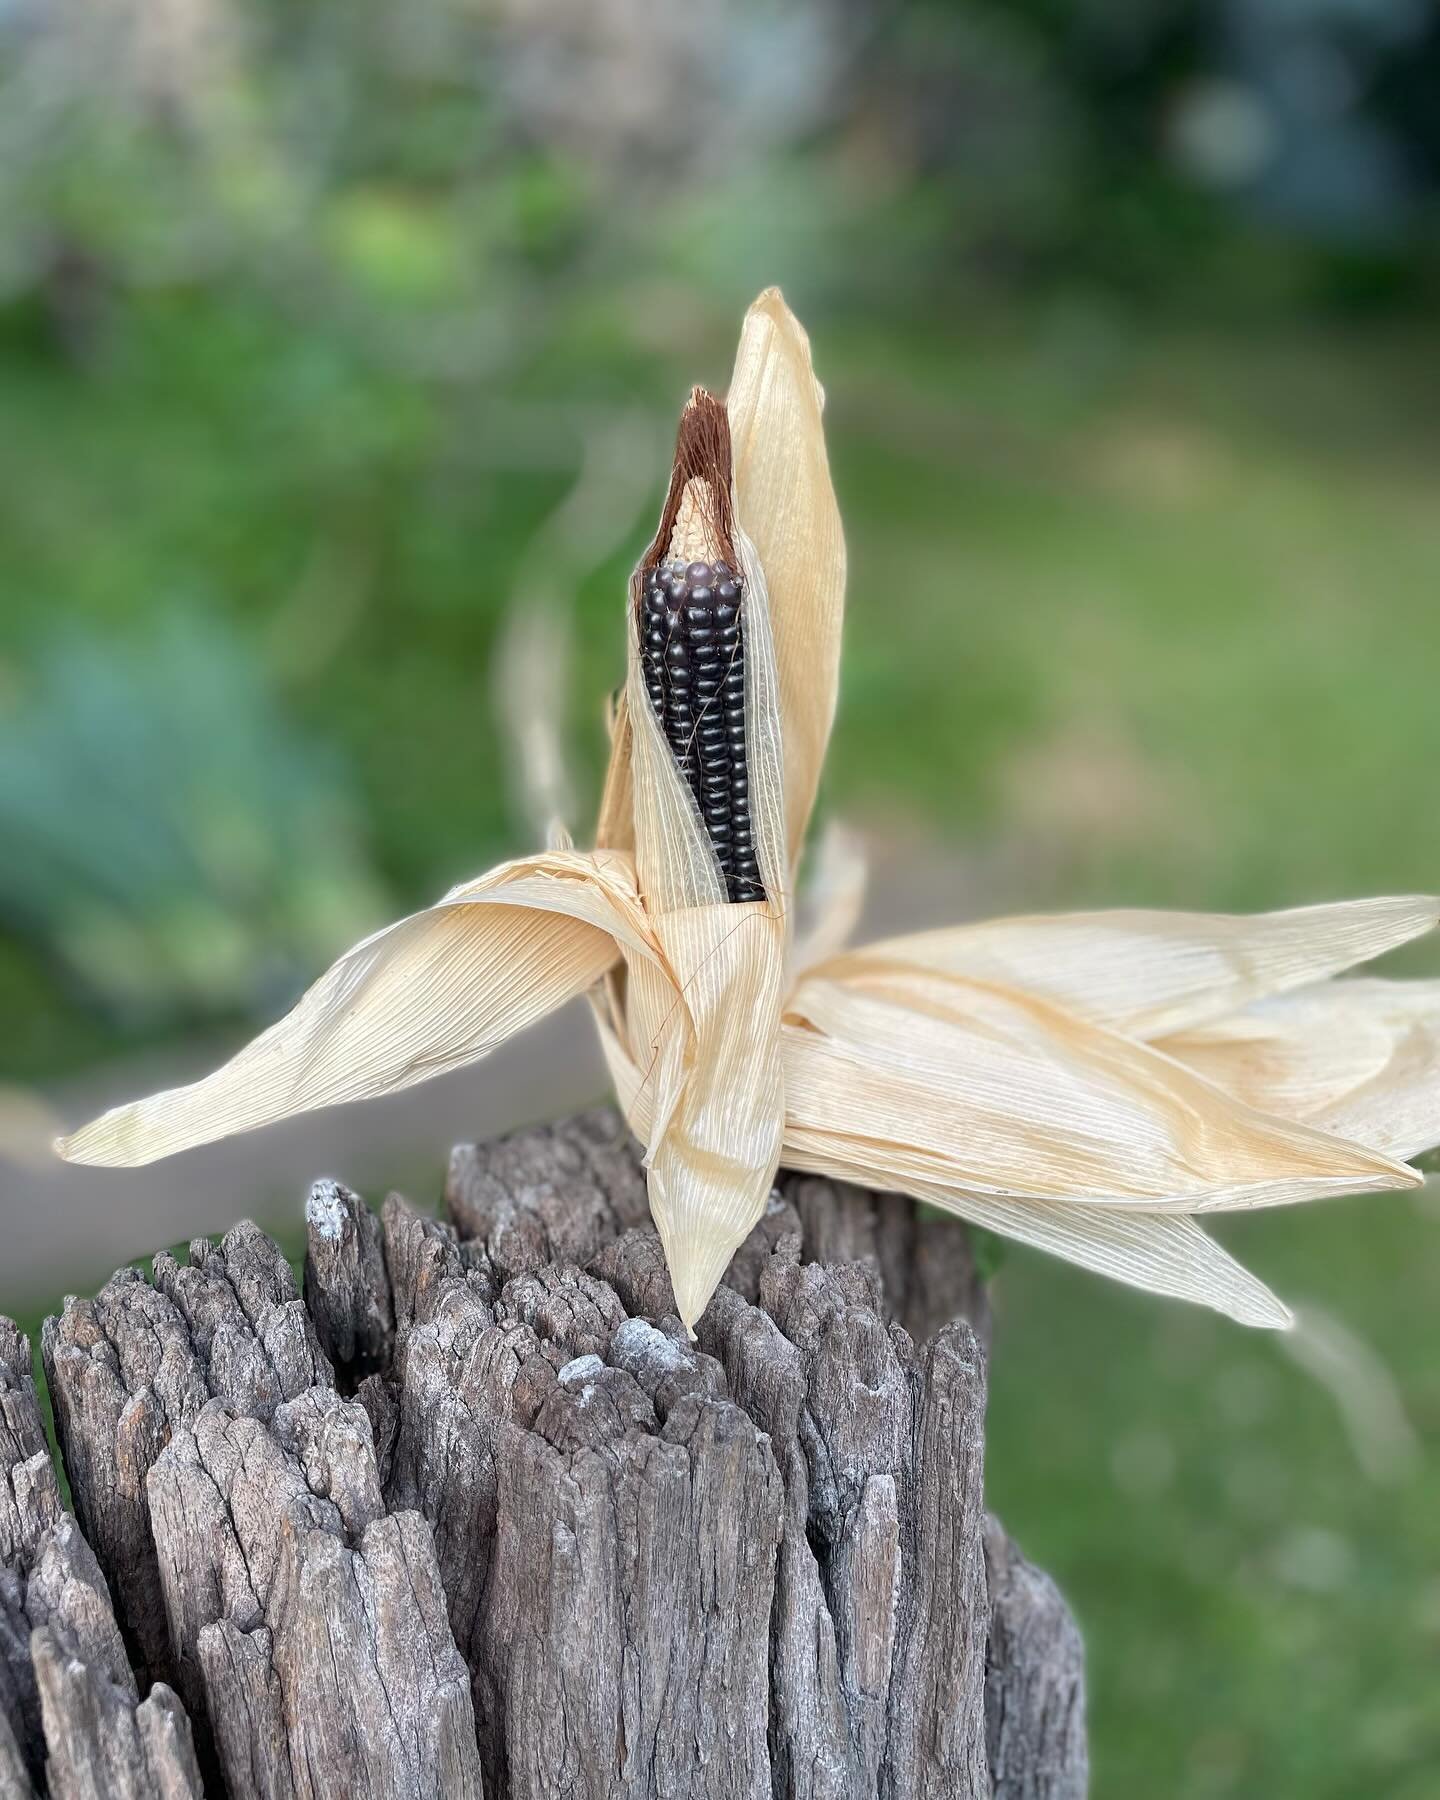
[55,288,1440,1340]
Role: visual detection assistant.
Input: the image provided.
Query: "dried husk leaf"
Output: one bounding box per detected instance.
[600,977,1293,1329]
[632,904,786,1332]
[1162,978,1440,1161]
[57,852,653,1167]
[783,966,1416,1210]
[854,896,1440,1040]
[727,287,845,871]
[595,685,634,856]
[791,819,868,976]
[777,1131,1294,1329]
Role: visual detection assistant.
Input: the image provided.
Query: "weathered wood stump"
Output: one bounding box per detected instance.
[3,1107,1086,1799]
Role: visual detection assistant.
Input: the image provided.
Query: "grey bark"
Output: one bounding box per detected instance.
[39,1222,331,1687]
[303,1181,395,1385]
[0,1319,204,1800]
[983,1522,1088,1800]
[15,1105,1086,1799]
[148,1396,482,1800]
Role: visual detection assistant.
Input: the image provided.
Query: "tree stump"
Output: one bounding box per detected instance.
[4,1106,1086,1799]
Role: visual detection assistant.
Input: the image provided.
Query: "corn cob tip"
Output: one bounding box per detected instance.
[667,477,724,566]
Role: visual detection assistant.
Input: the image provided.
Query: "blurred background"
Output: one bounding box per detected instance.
[2,0,1439,1791]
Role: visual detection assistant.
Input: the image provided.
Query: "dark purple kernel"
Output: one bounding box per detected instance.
[640,557,764,905]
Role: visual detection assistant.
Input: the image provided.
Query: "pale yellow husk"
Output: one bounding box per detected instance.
[726,286,845,868]
[55,288,1440,1339]
[56,851,652,1168]
[1160,978,1440,1160]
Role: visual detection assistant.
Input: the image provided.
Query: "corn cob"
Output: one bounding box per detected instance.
[641,556,762,902]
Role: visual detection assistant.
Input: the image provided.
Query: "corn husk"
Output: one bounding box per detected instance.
[726,287,846,868]
[782,966,1414,1211]
[857,896,1439,1039]
[57,851,652,1167]
[1160,978,1440,1160]
[56,289,1440,1339]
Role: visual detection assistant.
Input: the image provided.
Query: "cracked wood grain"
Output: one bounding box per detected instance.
[1,1320,204,1800]
[983,1519,1087,1800]
[148,1390,483,1799]
[303,1181,395,1387]
[24,1105,1085,1799]
[478,1363,783,1798]
[443,1107,652,1278]
[41,1220,333,1687]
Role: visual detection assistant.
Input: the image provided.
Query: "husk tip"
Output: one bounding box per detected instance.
[670,1256,725,1342]
[1242,1288,1295,1332]
[52,1108,154,1169]
[52,1124,107,1167]
[745,285,811,345]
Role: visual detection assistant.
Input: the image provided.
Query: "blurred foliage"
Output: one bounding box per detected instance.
[0,613,385,1023]
[2,4,1440,1794]
[989,1192,1440,1800]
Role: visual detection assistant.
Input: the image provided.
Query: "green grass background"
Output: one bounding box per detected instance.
[3,292,1439,1795]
